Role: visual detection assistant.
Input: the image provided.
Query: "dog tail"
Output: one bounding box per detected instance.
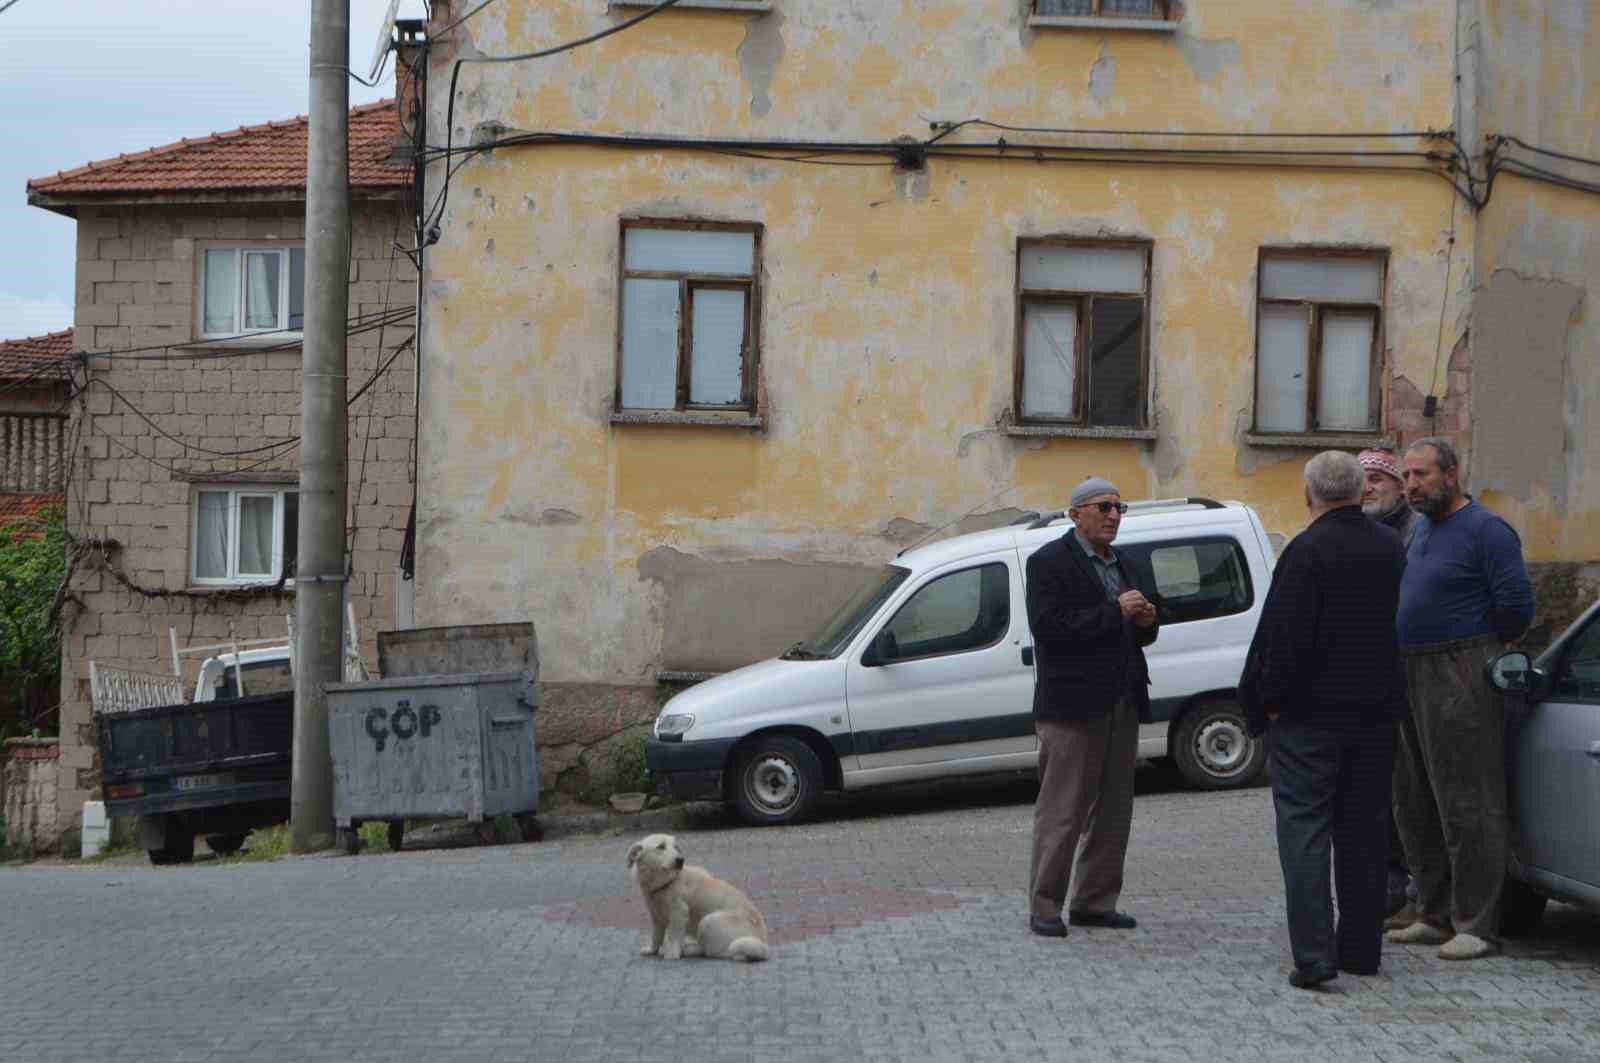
[727,937,769,963]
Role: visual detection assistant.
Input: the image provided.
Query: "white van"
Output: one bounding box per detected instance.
[645,497,1278,825]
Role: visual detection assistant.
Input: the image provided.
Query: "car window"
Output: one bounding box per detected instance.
[214,659,295,699]
[1551,618,1600,702]
[1119,537,1254,625]
[879,562,1009,661]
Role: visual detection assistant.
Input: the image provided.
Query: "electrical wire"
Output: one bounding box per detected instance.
[0,0,25,15]
[425,0,687,233]
[95,337,414,480]
[433,0,497,40]
[78,306,414,361]
[932,118,1444,140]
[1494,134,1600,171]
[1493,157,1600,198]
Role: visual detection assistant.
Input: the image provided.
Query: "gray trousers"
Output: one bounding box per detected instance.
[1394,634,1508,941]
[1029,696,1138,920]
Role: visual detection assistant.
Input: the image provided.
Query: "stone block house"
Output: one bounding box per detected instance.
[23,100,418,847]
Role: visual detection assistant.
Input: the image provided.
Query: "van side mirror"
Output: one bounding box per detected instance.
[864,629,900,667]
[1486,651,1537,696]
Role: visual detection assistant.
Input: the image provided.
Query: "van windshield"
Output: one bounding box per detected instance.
[783,565,910,660]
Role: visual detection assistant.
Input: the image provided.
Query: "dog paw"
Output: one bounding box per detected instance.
[682,942,704,958]
[661,945,683,961]
[639,945,658,957]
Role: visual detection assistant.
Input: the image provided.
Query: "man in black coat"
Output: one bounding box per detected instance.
[1240,451,1408,989]
[1026,476,1159,938]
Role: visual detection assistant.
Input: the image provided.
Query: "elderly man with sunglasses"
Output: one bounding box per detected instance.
[1027,476,1160,938]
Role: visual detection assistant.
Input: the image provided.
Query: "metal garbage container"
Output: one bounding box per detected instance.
[325,622,541,854]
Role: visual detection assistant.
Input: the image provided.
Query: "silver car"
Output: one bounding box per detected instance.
[1487,596,1600,933]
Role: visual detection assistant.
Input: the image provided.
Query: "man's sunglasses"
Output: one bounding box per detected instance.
[1084,501,1129,515]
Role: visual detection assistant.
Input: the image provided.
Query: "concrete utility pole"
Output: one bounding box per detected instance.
[291,0,351,852]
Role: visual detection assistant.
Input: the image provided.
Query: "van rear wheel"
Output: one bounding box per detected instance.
[731,736,823,826]
[1171,699,1265,790]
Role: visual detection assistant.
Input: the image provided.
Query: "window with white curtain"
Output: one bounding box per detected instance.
[200,246,306,338]
[616,220,759,413]
[191,485,298,585]
[1253,251,1385,435]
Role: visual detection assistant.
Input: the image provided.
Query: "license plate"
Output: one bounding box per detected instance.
[175,772,234,792]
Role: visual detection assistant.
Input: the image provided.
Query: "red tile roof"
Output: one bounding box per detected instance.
[0,329,75,382]
[0,494,65,539]
[28,99,408,198]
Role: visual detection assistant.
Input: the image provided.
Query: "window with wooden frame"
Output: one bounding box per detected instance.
[1034,0,1173,20]
[616,220,760,413]
[1015,240,1151,429]
[1253,250,1386,436]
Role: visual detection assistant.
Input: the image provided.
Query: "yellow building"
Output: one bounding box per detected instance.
[414,0,1599,787]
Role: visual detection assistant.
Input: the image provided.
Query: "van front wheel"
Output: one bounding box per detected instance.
[1171,700,1266,790]
[731,736,823,826]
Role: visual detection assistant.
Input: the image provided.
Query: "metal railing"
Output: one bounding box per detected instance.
[87,662,185,716]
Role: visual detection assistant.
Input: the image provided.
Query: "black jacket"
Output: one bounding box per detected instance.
[1025,531,1159,724]
[1239,505,1408,735]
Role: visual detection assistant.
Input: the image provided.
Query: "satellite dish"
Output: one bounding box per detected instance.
[368,0,402,82]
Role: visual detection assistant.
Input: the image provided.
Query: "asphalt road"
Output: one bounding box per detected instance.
[6,769,1600,1062]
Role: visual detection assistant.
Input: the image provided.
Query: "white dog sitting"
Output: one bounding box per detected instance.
[627,833,770,962]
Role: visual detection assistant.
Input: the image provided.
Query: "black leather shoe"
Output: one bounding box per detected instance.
[1068,910,1137,929]
[1288,965,1338,990]
[1029,916,1070,938]
[1339,963,1379,977]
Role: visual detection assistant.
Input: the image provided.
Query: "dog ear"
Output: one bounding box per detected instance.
[626,843,643,868]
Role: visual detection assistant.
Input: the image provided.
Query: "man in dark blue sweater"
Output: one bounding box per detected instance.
[1386,437,1535,962]
[1240,451,1408,989]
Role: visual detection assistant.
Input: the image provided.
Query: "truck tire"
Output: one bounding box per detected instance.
[731,735,824,826]
[148,818,196,866]
[204,833,247,856]
[336,827,361,855]
[1498,874,1548,937]
[1171,699,1266,790]
[387,821,405,853]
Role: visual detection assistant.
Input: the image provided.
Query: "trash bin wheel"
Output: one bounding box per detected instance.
[516,814,544,843]
[387,820,405,853]
[205,833,247,857]
[336,826,360,855]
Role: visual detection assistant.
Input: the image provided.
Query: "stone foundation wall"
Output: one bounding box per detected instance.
[536,683,670,795]
[3,738,61,855]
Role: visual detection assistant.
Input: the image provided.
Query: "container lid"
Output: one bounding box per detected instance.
[326,670,531,694]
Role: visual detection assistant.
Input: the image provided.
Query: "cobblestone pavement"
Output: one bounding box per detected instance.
[6,770,1600,1063]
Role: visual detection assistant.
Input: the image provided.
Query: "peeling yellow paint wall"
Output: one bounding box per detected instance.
[1470,0,1600,562]
[415,0,1592,684]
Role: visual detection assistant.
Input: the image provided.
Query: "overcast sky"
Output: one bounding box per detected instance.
[0,0,428,341]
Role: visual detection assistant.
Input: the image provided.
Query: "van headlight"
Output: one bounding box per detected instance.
[654,713,695,739]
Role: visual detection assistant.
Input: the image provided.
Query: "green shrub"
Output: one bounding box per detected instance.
[577,728,653,805]
[230,823,291,863]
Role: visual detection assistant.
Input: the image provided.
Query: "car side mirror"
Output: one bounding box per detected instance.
[1486,651,1538,696]
[864,629,899,667]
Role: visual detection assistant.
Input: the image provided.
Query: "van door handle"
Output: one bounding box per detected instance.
[1021,646,1034,666]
